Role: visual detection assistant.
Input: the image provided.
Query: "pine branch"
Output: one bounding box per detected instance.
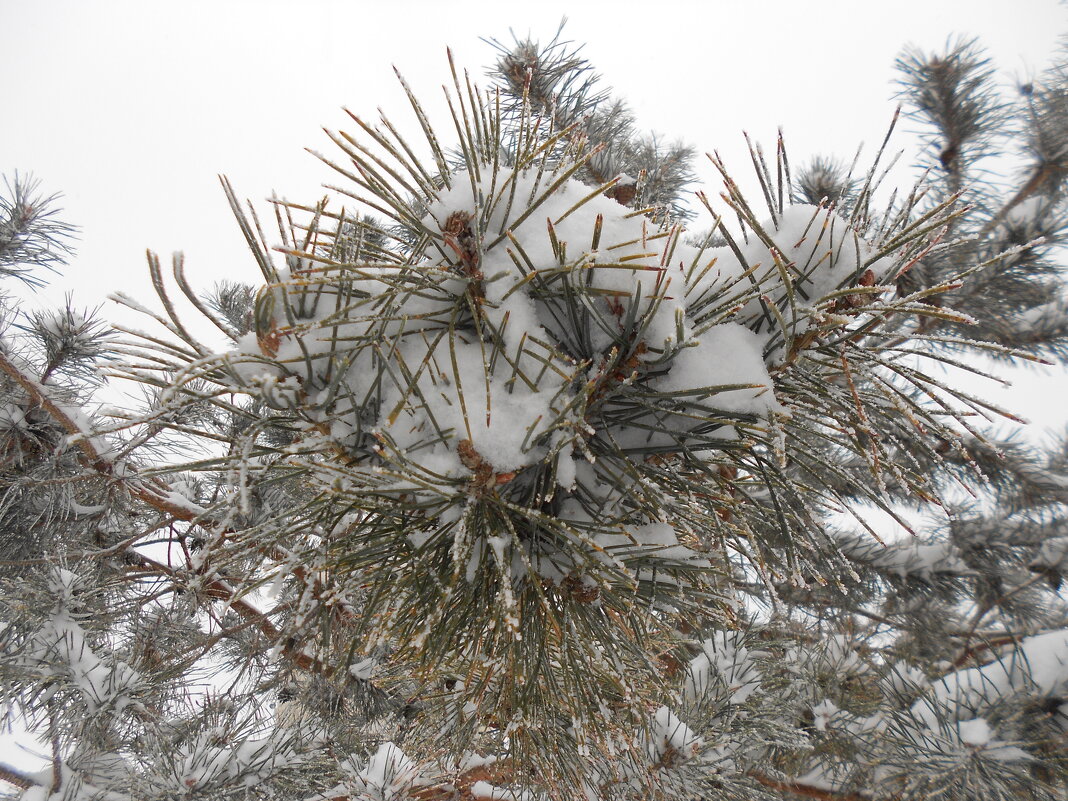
[0,350,110,471]
[0,173,76,286]
[124,550,324,672]
[0,347,352,678]
[979,161,1064,236]
[8,29,1068,801]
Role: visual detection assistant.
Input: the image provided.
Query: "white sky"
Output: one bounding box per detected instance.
[0,0,1066,773]
[2,0,1063,308]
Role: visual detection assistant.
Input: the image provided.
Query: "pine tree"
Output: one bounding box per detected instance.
[2,28,1067,801]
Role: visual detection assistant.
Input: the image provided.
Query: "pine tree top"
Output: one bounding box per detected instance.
[2,26,1068,801]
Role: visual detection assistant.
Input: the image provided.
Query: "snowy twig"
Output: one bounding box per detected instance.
[48,700,61,793]
[952,573,1047,667]
[0,345,330,674]
[0,762,34,790]
[978,162,1061,237]
[749,771,871,801]
[0,349,206,520]
[126,550,321,672]
[948,632,1024,671]
[0,348,358,669]
[0,351,108,468]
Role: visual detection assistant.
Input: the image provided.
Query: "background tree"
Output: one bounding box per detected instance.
[1,28,1067,801]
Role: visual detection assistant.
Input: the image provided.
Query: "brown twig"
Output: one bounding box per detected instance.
[979,162,1061,237]
[749,771,869,801]
[952,573,1045,668]
[48,699,61,793]
[0,762,35,790]
[0,349,345,672]
[126,550,320,672]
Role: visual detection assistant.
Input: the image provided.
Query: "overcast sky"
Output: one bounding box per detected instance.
[3,1,1063,309]
[0,0,1066,771]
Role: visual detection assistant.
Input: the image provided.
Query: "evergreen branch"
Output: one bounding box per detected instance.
[0,350,109,471]
[0,346,356,676]
[8,32,1068,801]
[979,161,1064,236]
[125,550,323,672]
[0,173,76,286]
[0,347,218,522]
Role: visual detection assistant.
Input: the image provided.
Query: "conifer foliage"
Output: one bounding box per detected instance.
[2,29,1068,801]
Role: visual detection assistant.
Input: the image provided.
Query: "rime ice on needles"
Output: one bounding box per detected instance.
[645,706,701,766]
[103,37,1009,794]
[244,165,830,486]
[212,144,912,666]
[23,569,141,716]
[0,173,76,287]
[683,630,763,706]
[28,29,1067,801]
